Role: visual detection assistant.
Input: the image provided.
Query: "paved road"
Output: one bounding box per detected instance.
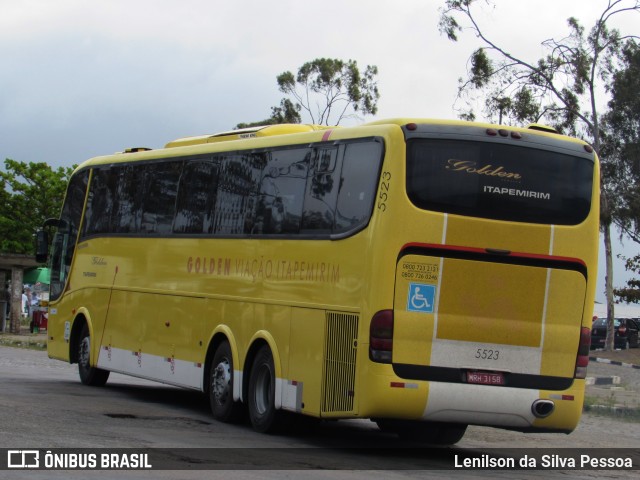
[0,346,637,479]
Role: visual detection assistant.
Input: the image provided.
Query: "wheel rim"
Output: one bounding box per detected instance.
[212,359,232,405]
[253,364,272,415]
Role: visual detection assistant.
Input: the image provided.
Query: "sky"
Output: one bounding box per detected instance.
[1,0,638,304]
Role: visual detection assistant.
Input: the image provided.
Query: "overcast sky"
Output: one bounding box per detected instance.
[1,0,638,303]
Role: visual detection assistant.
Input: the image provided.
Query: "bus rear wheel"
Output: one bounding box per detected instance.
[209,341,244,423]
[375,419,467,445]
[78,324,110,387]
[248,345,290,433]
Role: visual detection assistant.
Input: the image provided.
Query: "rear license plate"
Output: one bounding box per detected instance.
[466,371,505,386]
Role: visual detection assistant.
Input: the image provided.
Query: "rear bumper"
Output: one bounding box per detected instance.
[358,366,584,432]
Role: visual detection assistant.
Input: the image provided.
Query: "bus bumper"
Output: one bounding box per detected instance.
[359,366,583,433]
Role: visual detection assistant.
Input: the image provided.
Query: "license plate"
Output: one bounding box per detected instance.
[466,371,505,386]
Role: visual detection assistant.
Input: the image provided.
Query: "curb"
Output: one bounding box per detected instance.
[585,376,620,386]
[589,356,640,370]
[584,404,640,416]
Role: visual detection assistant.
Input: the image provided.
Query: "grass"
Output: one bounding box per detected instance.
[583,394,640,421]
[0,314,47,351]
[0,334,47,351]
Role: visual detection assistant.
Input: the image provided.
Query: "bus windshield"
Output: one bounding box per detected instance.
[49,170,89,301]
[406,139,594,225]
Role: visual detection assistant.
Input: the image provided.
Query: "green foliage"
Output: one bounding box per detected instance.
[0,159,74,254]
[511,87,540,122]
[235,57,378,128]
[469,49,492,88]
[438,0,473,41]
[270,98,302,124]
[603,42,640,153]
[438,0,635,138]
[602,40,640,234]
[276,57,379,125]
[236,99,302,129]
[614,254,640,303]
[602,41,640,301]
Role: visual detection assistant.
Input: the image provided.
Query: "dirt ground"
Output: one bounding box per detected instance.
[590,345,640,365]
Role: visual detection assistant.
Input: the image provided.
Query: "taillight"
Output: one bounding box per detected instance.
[370,310,394,363]
[574,327,591,379]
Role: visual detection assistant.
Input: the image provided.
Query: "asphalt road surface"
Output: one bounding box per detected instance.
[0,346,637,480]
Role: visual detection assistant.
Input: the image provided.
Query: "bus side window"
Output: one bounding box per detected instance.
[140,162,181,234]
[112,165,142,233]
[334,141,383,233]
[213,154,264,235]
[254,148,310,235]
[301,147,340,233]
[174,160,220,234]
[83,168,115,236]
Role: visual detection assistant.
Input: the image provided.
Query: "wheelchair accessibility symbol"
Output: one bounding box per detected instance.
[407,283,436,313]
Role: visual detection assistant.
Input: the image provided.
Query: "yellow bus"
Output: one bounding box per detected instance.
[37,119,599,444]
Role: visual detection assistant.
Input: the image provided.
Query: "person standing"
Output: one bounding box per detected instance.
[22,287,31,318]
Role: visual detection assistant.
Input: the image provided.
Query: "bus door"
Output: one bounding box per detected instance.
[392,249,587,387]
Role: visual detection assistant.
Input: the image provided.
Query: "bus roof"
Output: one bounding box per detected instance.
[75,118,594,174]
[164,123,334,148]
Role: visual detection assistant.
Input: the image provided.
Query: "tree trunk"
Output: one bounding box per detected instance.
[603,222,615,351]
[10,268,23,334]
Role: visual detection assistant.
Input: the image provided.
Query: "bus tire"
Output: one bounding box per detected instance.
[434,424,467,445]
[78,324,110,387]
[209,341,245,423]
[375,419,467,445]
[248,345,289,433]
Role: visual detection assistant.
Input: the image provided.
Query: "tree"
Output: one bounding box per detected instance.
[0,159,74,255]
[602,41,640,238]
[236,99,302,129]
[601,41,640,302]
[275,58,379,125]
[439,0,640,350]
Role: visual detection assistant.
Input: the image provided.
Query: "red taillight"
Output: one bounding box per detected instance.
[370,310,394,363]
[575,326,591,379]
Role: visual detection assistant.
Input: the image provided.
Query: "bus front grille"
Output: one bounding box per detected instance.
[322,312,358,414]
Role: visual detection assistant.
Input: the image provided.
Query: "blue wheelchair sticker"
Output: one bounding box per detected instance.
[407,283,436,313]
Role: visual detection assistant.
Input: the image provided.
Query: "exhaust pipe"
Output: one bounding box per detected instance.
[531,399,555,418]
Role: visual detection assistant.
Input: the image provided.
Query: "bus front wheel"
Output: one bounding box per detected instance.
[209,341,244,423]
[78,324,110,387]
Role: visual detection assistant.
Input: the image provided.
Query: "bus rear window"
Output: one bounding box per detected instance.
[406,139,594,225]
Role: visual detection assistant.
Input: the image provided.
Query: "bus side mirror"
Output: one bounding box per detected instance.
[35,230,49,264]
